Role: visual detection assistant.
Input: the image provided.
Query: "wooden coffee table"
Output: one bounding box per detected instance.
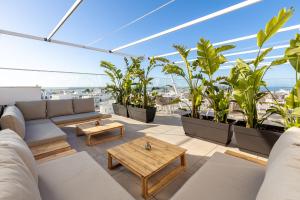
[107,136,187,199]
[76,121,124,146]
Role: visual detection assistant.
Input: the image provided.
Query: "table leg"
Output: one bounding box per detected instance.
[120,126,125,137]
[108,152,113,169]
[86,135,92,146]
[142,177,149,199]
[180,153,186,168]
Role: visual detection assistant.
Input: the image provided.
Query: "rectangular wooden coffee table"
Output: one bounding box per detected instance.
[107,136,187,199]
[76,122,124,146]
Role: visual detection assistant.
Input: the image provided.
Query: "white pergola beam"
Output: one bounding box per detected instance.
[46,0,83,41]
[111,0,262,52]
[157,24,300,58]
[0,29,139,58]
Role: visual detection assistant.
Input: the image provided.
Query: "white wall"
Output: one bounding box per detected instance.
[0,87,41,105]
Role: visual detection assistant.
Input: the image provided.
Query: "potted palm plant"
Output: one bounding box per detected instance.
[163,41,235,145]
[228,8,294,155]
[100,60,132,117]
[128,56,168,123]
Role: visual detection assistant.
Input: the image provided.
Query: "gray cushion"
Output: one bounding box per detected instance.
[73,98,95,114]
[37,151,135,200]
[50,112,111,125]
[171,152,265,200]
[47,99,74,118]
[0,106,26,138]
[25,119,66,147]
[16,100,46,120]
[0,146,41,200]
[0,129,38,183]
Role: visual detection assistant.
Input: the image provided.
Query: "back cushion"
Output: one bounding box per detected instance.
[73,98,95,114]
[256,145,300,200]
[0,106,25,138]
[47,99,74,118]
[0,147,41,200]
[16,100,46,120]
[0,129,38,183]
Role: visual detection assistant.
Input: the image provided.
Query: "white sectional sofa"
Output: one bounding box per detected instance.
[0,129,134,200]
[171,127,300,200]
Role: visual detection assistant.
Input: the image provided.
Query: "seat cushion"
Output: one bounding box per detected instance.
[256,144,300,200]
[37,151,135,200]
[25,119,66,147]
[16,100,46,120]
[0,147,41,200]
[171,152,265,200]
[73,98,95,114]
[47,99,74,118]
[50,112,111,125]
[0,106,26,138]
[0,129,38,183]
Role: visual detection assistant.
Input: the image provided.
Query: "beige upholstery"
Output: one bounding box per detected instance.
[0,106,26,138]
[0,147,41,200]
[73,98,95,114]
[38,151,134,200]
[25,119,66,147]
[16,100,46,120]
[171,152,265,200]
[256,127,300,200]
[47,99,74,118]
[50,112,111,125]
[0,129,38,183]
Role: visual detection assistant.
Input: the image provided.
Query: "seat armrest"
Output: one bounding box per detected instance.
[224,150,267,166]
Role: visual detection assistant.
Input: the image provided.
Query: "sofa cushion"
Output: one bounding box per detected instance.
[0,129,38,183]
[37,151,134,200]
[47,99,74,118]
[73,98,95,114]
[25,119,66,147]
[16,100,46,120]
[0,147,41,200]
[256,145,300,200]
[171,152,265,200]
[50,112,111,125]
[0,106,26,138]
[267,127,300,167]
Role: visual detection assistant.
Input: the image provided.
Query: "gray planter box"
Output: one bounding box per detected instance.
[181,115,233,145]
[128,106,156,123]
[112,103,128,117]
[234,125,282,155]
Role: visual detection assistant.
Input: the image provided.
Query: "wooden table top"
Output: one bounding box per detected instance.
[77,122,124,136]
[107,136,186,177]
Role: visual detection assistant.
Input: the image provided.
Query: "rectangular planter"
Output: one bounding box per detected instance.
[234,125,282,156]
[112,103,128,117]
[128,106,156,123]
[181,115,233,145]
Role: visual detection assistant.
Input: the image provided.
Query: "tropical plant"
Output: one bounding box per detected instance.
[100,59,133,106]
[130,56,169,108]
[265,33,300,129]
[192,38,235,123]
[163,45,203,118]
[227,8,293,128]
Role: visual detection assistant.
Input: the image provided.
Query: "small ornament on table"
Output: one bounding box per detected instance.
[95,120,101,126]
[145,141,152,151]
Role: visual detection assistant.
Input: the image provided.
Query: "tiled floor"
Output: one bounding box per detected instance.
[63,113,267,200]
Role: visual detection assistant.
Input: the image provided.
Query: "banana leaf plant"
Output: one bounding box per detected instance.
[130,56,169,109]
[163,45,203,118]
[192,38,235,123]
[265,33,300,129]
[100,59,133,106]
[227,8,293,129]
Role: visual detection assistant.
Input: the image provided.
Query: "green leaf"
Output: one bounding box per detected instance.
[270,57,287,66]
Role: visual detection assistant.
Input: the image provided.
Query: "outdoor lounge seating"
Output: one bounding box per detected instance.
[0,98,111,147]
[171,127,300,200]
[0,129,135,200]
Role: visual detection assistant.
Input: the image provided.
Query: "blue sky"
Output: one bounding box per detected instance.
[0,0,299,87]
